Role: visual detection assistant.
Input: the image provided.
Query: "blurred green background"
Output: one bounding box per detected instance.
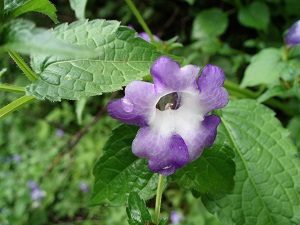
[1,0,300,224]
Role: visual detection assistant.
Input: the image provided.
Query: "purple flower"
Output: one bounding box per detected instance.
[27,181,46,202]
[285,20,300,46]
[11,154,21,162]
[138,32,160,42]
[170,211,183,224]
[79,182,89,193]
[108,57,228,175]
[56,128,65,137]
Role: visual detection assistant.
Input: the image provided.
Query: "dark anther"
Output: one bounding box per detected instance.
[156,92,181,111]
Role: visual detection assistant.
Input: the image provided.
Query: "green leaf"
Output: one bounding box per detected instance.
[91,125,158,206]
[257,86,295,103]
[0,19,94,57]
[4,0,58,23]
[126,192,152,225]
[69,0,87,20]
[238,1,270,31]
[192,8,228,39]
[203,100,300,225]
[287,116,300,150]
[241,48,287,87]
[173,144,235,195]
[75,97,87,125]
[26,19,161,101]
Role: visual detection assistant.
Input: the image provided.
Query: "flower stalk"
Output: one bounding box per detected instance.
[154,174,164,224]
[8,51,38,82]
[0,95,35,119]
[0,83,25,94]
[124,0,154,42]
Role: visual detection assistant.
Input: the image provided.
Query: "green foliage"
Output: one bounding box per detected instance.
[192,8,228,39]
[203,100,300,225]
[27,19,161,101]
[91,125,158,206]
[69,0,87,20]
[126,192,152,225]
[287,116,300,149]
[0,19,92,56]
[241,48,287,87]
[238,1,270,31]
[4,0,58,23]
[173,144,235,195]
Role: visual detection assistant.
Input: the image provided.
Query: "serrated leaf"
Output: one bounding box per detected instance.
[241,48,287,87]
[238,1,270,31]
[26,19,161,101]
[0,19,94,57]
[91,125,158,206]
[192,8,228,39]
[173,144,235,195]
[4,0,58,23]
[70,0,87,20]
[203,100,300,225]
[126,192,152,225]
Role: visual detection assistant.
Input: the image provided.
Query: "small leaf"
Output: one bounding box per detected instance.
[126,192,152,225]
[203,100,300,225]
[238,1,270,31]
[287,116,300,149]
[27,19,162,101]
[91,125,158,206]
[69,0,87,20]
[241,48,287,87]
[4,0,58,23]
[192,8,228,39]
[173,144,235,195]
[0,19,94,57]
[75,97,87,125]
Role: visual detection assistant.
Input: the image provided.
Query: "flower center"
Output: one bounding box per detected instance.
[156,92,181,111]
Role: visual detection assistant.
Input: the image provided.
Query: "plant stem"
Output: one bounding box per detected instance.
[8,51,38,81]
[224,80,257,98]
[0,0,3,23]
[0,95,35,119]
[224,80,292,116]
[154,174,164,224]
[124,0,154,42]
[0,83,25,93]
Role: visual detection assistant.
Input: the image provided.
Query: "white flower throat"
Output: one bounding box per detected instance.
[149,89,205,139]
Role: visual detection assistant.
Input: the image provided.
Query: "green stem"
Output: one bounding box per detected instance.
[154,174,164,224]
[0,0,3,23]
[225,80,292,116]
[125,0,154,42]
[0,83,25,93]
[8,51,38,81]
[0,95,35,119]
[224,80,257,98]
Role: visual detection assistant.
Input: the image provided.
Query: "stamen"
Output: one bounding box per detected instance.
[156,92,181,111]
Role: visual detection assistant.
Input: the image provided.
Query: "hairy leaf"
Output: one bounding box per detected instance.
[4,0,58,23]
[91,125,158,206]
[203,100,300,225]
[0,19,93,56]
[173,144,235,195]
[27,19,161,101]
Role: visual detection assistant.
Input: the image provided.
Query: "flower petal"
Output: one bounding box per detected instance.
[285,20,300,46]
[197,64,228,113]
[184,115,221,160]
[151,56,200,92]
[107,81,157,126]
[132,127,189,175]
